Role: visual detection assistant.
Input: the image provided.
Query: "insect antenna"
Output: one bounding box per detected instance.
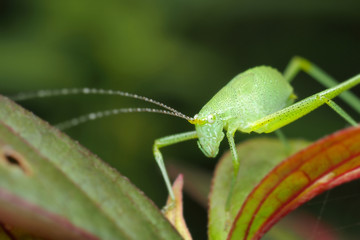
[11,88,194,122]
[55,108,192,130]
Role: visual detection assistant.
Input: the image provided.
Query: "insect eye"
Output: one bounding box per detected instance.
[207,114,215,123]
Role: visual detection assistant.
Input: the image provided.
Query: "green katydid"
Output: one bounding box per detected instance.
[11,56,360,205]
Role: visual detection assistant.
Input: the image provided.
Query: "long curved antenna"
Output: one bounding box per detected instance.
[55,108,192,130]
[11,88,193,121]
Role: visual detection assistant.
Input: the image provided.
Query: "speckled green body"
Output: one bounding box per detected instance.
[194,66,295,157]
[198,66,294,133]
[153,57,360,202]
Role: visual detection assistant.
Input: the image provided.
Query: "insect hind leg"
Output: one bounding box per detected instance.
[248,73,360,134]
[283,56,360,114]
[321,96,357,126]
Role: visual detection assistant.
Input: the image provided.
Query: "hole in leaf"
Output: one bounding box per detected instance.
[0,145,32,176]
[4,153,20,166]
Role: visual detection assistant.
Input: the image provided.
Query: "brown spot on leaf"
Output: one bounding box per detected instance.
[0,146,32,176]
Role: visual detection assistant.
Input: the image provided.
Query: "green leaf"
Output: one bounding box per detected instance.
[210,126,360,240]
[170,154,342,240]
[0,95,182,240]
[209,138,309,240]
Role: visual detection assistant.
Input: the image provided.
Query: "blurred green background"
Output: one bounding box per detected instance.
[1,0,360,239]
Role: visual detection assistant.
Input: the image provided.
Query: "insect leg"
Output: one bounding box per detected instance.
[283,56,360,114]
[153,131,198,200]
[248,73,360,133]
[226,130,239,177]
[225,130,239,210]
[323,97,357,126]
[275,129,290,154]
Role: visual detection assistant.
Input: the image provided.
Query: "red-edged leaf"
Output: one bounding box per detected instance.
[210,126,360,240]
[209,138,309,240]
[0,95,183,239]
[167,162,211,208]
[164,174,193,240]
[229,126,360,239]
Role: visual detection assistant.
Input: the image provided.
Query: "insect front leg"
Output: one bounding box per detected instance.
[284,56,360,114]
[153,131,198,200]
